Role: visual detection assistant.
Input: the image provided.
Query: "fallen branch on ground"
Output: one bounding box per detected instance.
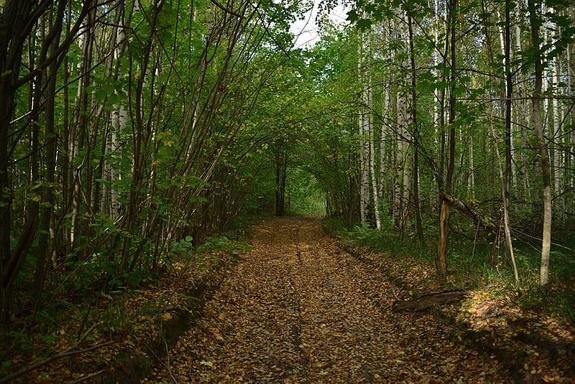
[0,340,118,383]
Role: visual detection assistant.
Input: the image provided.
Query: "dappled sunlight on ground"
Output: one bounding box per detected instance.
[145,217,509,383]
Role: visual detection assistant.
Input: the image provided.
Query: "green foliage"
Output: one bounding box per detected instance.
[100,303,131,338]
[286,167,326,216]
[171,236,194,255]
[339,219,575,320]
[343,224,433,261]
[3,0,575,373]
[196,236,251,254]
[519,285,575,322]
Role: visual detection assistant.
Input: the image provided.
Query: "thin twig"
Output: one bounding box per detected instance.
[209,0,244,18]
[163,333,178,384]
[70,368,108,384]
[0,340,118,384]
[510,227,572,251]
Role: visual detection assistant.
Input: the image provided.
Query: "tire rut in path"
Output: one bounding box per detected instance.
[144,217,509,383]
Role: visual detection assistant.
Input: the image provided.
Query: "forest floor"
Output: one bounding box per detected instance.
[4,217,574,383]
[143,217,574,383]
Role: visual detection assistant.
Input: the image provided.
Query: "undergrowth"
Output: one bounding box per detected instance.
[324,217,575,322]
[0,223,252,379]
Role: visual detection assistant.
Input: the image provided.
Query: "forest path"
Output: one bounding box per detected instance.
[144,217,507,383]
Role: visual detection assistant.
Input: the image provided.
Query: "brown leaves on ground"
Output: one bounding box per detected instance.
[9,217,574,383]
[145,217,510,383]
[3,249,236,384]
[340,236,575,383]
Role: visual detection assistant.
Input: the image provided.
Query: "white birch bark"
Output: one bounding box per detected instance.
[108,18,126,219]
[380,80,388,202]
[433,0,441,133]
[469,137,475,200]
[527,0,552,285]
[568,46,574,189]
[363,34,381,230]
[379,23,389,202]
[489,121,519,282]
[550,6,563,217]
[514,2,532,201]
[396,90,410,230]
[358,38,369,226]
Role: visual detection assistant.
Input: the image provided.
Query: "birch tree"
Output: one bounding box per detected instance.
[528,0,553,285]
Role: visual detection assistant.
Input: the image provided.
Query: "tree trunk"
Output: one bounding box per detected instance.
[437,0,457,277]
[366,35,381,230]
[501,0,519,282]
[408,13,424,244]
[527,0,552,286]
[358,37,369,225]
[34,0,68,292]
[489,119,519,282]
[550,6,563,221]
[275,143,287,216]
[0,0,37,321]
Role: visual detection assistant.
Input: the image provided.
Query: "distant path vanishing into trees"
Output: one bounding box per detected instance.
[144,217,508,383]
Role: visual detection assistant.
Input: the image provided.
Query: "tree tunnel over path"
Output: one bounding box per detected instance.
[1,0,575,382]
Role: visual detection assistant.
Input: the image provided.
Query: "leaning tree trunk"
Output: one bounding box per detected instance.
[501,0,519,282]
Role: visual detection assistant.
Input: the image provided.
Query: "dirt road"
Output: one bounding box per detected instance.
[144,217,507,383]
